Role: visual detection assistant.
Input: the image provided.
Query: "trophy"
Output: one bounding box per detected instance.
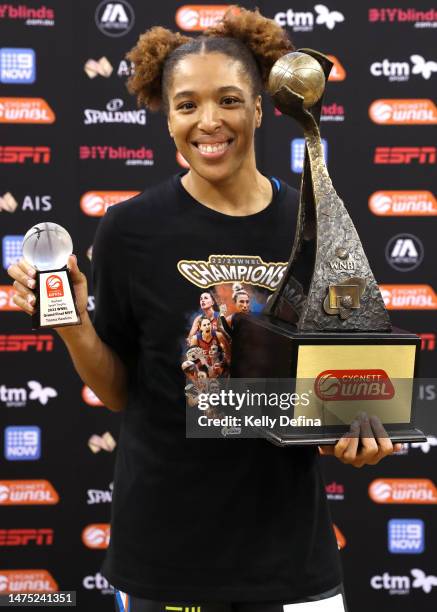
[22,222,81,329]
[230,50,425,445]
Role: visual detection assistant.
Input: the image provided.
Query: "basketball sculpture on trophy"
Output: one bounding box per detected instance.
[230,50,425,445]
[22,222,80,329]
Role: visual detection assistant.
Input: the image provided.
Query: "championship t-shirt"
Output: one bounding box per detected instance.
[92,173,341,602]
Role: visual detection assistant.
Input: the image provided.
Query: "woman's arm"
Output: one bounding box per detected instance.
[8,255,128,412]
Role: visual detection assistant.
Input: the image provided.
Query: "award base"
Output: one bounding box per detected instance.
[230,314,426,445]
[32,267,80,329]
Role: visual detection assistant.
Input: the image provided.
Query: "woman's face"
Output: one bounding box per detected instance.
[167,52,261,184]
[200,292,213,309]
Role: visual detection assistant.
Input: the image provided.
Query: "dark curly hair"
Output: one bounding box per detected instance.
[126,6,294,113]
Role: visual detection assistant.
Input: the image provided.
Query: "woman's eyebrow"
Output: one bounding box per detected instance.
[173,85,245,101]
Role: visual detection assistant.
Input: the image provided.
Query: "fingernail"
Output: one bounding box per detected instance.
[27,294,34,304]
[27,268,36,277]
[27,279,35,289]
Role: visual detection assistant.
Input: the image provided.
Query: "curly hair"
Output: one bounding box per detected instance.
[126,6,294,112]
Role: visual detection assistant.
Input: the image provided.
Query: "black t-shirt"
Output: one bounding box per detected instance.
[92,173,341,602]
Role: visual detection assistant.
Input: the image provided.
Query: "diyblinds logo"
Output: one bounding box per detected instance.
[368,8,437,28]
[291,138,327,173]
[388,519,425,554]
[0,4,55,26]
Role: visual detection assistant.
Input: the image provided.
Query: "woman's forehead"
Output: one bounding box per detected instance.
[169,52,251,94]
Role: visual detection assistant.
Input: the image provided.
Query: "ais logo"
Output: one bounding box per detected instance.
[315,369,395,401]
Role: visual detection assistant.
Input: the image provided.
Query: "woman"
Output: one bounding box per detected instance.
[187,291,221,339]
[8,7,399,611]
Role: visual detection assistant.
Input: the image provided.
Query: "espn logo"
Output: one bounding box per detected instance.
[374,146,436,164]
[0,146,50,164]
[0,335,53,351]
[82,524,110,549]
[0,529,53,546]
[0,570,58,594]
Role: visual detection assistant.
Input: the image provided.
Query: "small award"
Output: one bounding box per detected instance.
[230,50,426,446]
[22,222,80,329]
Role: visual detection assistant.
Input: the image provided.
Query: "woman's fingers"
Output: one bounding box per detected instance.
[7,261,36,289]
[12,291,35,315]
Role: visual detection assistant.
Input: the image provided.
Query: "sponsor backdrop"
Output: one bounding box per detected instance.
[0,0,436,610]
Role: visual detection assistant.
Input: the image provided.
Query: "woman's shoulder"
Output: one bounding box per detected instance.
[104,175,177,228]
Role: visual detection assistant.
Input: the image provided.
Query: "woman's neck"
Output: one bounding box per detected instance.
[181,165,273,217]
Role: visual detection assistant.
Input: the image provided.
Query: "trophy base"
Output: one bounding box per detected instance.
[230,314,425,445]
[32,267,81,329]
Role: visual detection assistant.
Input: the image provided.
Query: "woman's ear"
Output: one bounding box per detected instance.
[167,117,174,138]
[255,95,262,128]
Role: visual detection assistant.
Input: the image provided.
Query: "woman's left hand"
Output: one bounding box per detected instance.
[319,412,403,468]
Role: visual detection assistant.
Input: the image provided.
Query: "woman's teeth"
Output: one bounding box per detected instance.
[197,141,230,154]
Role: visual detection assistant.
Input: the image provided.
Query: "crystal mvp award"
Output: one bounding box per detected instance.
[22,222,80,329]
[230,51,426,446]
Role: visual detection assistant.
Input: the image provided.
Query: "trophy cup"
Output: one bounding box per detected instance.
[22,222,81,329]
[230,50,425,445]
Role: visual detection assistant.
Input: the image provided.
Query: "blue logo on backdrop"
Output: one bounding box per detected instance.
[4,426,41,461]
[2,235,24,269]
[0,48,36,84]
[388,519,425,554]
[291,138,328,173]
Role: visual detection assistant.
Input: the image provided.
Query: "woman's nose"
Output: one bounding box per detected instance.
[197,104,222,132]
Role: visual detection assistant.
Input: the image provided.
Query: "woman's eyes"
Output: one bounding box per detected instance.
[177,97,242,111]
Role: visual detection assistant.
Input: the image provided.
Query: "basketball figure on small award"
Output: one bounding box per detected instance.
[22,222,81,329]
[231,50,425,445]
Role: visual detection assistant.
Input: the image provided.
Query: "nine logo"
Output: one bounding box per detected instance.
[0,48,35,83]
[385,234,424,271]
[291,138,327,173]
[2,235,23,269]
[4,426,41,461]
[388,519,425,554]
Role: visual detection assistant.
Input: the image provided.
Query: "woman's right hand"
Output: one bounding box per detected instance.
[7,254,89,318]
